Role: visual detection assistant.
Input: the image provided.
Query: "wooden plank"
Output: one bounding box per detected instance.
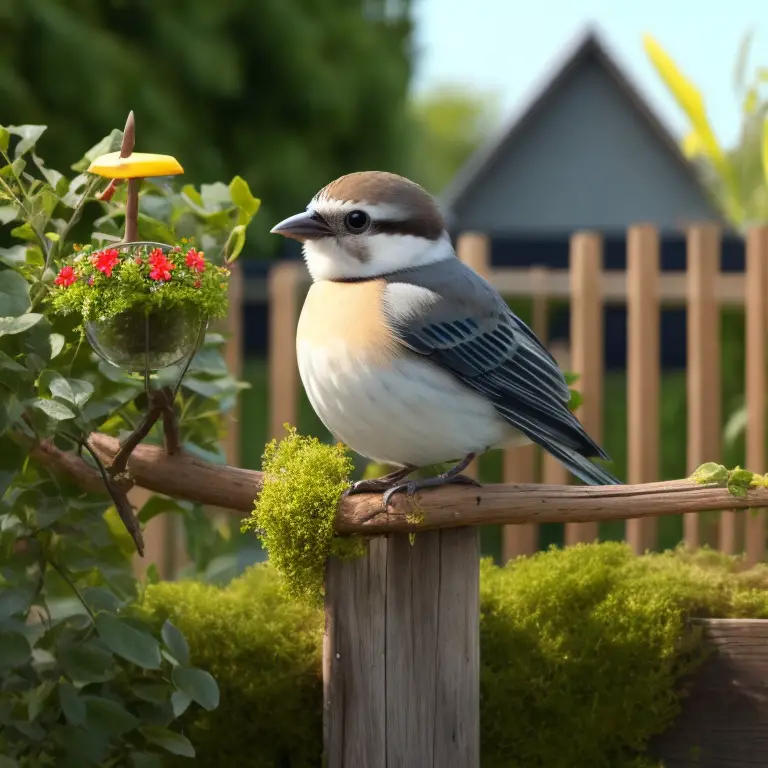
[501,447,538,560]
[685,224,722,549]
[490,268,747,306]
[457,233,490,482]
[324,530,480,768]
[649,619,768,767]
[433,528,480,768]
[566,232,603,545]
[268,261,302,441]
[501,267,547,562]
[625,224,660,554]
[745,227,768,565]
[324,538,387,767]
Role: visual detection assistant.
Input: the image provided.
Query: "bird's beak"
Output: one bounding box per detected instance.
[270,210,333,242]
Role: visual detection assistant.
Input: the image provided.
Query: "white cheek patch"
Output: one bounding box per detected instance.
[382,282,441,323]
[302,226,455,282]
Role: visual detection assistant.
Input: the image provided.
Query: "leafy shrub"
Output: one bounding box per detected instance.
[0,124,255,765]
[143,542,768,768]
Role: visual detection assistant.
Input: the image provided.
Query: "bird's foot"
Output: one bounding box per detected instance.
[342,465,415,497]
[382,453,480,508]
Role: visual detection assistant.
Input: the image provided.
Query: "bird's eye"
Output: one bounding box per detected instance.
[344,210,371,233]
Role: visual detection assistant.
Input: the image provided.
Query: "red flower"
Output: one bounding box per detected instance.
[92,248,120,277]
[55,265,77,287]
[134,257,143,265]
[193,280,202,289]
[185,248,205,273]
[148,247,175,281]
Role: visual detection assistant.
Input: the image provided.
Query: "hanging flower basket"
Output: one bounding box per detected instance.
[51,240,230,372]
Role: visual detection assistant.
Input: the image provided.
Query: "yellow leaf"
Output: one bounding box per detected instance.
[87,151,184,179]
[643,34,706,125]
[743,88,758,116]
[681,131,703,159]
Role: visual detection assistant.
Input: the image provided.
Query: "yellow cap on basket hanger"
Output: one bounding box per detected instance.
[87,151,184,179]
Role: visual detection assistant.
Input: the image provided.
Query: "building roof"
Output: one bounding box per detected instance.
[440,26,724,232]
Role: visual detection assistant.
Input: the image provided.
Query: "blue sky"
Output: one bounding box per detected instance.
[412,0,766,148]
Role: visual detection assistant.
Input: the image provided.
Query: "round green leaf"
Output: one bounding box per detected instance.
[0,630,31,670]
[0,313,42,337]
[58,681,86,725]
[161,619,190,666]
[84,695,140,736]
[140,726,195,757]
[171,690,192,717]
[172,665,219,711]
[95,614,161,670]
[31,398,76,421]
[59,641,116,686]
[49,333,65,359]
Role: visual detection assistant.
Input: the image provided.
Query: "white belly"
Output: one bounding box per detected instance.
[297,341,525,467]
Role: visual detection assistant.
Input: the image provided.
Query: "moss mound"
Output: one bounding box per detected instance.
[241,426,364,604]
[144,543,768,767]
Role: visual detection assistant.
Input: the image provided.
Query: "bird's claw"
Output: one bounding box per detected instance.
[382,473,481,508]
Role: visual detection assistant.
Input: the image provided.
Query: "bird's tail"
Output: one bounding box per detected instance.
[545,442,622,486]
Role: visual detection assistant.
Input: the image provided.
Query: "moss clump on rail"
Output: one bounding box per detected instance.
[691,461,768,497]
[143,543,768,767]
[241,425,365,603]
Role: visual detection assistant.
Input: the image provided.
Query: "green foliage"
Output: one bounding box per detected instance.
[242,426,364,604]
[143,565,324,768]
[0,0,415,255]
[140,543,768,768]
[0,125,251,764]
[407,84,500,193]
[50,243,231,325]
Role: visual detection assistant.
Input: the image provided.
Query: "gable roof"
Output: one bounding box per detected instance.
[440,26,723,227]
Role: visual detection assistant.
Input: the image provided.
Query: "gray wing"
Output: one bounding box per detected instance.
[382,258,619,485]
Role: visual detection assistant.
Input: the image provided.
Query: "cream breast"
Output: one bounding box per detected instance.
[296,279,398,366]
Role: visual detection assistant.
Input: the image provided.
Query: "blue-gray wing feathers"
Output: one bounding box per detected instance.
[382,259,620,486]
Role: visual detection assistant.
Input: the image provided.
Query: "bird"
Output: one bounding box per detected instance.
[270,171,620,505]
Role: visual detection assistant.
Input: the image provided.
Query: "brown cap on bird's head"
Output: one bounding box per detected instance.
[270,170,452,282]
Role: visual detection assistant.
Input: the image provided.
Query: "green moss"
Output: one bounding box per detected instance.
[242,426,364,604]
[142,543,768,767]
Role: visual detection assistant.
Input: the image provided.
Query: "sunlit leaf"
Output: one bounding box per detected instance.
[7,125,47,158]
[0,313,42,336]
[172,666,219,710]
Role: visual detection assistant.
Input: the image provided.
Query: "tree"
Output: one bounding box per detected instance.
[0,0,414,255]
[407,84,501,194]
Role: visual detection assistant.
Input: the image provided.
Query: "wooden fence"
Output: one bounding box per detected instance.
[265,222,768,566]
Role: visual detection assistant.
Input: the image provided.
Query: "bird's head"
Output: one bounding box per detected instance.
[270,171,454,281]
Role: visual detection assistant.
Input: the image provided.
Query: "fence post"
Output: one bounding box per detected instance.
[501,267,548,562]
[745,227,768,565]
[268,261,303,441]
[324,529,480,767]
[685,224,722,550]
[625,224,660,554]
[457,233,490,483]
[566,231,603,545]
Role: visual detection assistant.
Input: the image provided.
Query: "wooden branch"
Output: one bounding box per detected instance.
[34,434,768,535]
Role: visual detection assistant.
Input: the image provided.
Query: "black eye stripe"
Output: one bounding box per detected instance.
[373,218,443,241]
